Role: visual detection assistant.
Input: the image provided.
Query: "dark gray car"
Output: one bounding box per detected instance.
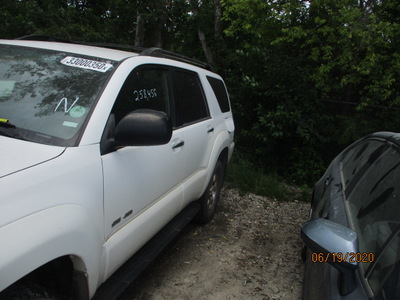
[301,132,400,300]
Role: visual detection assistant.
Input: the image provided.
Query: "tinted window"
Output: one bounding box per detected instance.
[207,76,230,113]
[173,69,208,127]
[375,260,400,300]
[368,227,400,295]
[342,140,387,197]
[112,66,172,124]
[346,142,400,294]
[0,45,116,146]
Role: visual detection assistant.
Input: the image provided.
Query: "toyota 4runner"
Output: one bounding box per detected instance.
[0,36,235,299]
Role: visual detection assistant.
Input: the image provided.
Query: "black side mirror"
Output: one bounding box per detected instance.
[301,218,359,296]
[115,109,172,147]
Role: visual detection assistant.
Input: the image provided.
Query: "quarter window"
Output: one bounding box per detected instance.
[207,76,230,113]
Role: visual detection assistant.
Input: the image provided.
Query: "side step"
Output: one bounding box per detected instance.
[92,202,200,300]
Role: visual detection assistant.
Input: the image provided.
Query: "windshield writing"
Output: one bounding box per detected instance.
[0,45,116,146]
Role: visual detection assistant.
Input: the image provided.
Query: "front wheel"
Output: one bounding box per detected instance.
[195,160,225,224]
[0,281,63,300]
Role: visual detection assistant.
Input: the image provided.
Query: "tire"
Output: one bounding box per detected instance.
[0,281,62,300]
[195,160,225,224]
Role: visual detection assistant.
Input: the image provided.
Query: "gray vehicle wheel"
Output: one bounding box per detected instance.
[195,160,225,224]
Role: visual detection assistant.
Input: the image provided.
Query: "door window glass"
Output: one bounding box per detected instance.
[346,142,400,294]
[112,66,171,124]
[367,227,400,295]
[173,69,208,127]
[341,140,387,197]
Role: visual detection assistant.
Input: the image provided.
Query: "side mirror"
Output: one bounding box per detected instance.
[115,109,172,146]
[301,218,359,296]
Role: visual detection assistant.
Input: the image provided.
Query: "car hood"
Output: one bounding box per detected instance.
[0,136,65,178]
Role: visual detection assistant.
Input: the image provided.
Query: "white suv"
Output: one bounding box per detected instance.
[0,37,234,299]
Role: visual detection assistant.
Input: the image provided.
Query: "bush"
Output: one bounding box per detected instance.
[226,152,311,202]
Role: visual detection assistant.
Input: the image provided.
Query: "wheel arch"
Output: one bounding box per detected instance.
[0,205,103,299]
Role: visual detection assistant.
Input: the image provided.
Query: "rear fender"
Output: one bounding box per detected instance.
[201,130,233,191]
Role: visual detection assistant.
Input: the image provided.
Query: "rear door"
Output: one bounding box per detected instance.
[171,67,213,203]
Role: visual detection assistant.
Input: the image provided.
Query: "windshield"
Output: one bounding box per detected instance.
[0,44,117,146]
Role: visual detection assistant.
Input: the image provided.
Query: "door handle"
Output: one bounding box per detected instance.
[172,140,185,149]
[207,127,214,134]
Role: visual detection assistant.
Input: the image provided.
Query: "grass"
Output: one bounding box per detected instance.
[226,153,311,202]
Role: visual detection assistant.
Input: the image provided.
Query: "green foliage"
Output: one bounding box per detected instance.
[1,0,400,188]
[226,152,311,202]
[273,0,400,108]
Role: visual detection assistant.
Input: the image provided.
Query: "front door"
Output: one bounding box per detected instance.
[102,65,185,239]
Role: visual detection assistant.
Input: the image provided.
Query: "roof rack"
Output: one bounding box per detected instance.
[15,35,213,71]
[16,34,145,52]
[15,34,71,43]
[139,47,212,71]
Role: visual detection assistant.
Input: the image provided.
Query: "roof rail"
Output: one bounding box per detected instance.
[15,35,213,71]
[15,35,144,52]
[15,34,71,43]
[139,47,213,71]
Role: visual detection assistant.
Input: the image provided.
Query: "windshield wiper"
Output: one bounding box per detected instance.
[0,118,16,128]
[0,119,29,141]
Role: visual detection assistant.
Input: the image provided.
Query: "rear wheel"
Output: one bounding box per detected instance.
[195,160,225,224]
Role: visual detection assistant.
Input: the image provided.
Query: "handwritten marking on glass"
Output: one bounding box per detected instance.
[55,97,80,113]
[133,89,157,102]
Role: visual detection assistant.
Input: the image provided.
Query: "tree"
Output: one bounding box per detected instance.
[2,0,400,184]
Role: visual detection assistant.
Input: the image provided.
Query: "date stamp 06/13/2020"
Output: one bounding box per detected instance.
[311,252,375,263]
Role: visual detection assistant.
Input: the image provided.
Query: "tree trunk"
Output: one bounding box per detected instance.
[154,10,167,48]
[198,28,214,66]
[134,12,144,47]
[214,0,223,40]
[191,0,215,66]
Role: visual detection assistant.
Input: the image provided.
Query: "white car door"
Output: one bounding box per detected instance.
[172,68,214,202]
[102,66,186,240]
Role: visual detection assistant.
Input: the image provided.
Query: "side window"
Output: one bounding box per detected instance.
[342,140,387,197]
[346,143,400,296]
[173,68,209,127]
[112,66,171,124]
[207,76,230,113]
[369,228,400,298]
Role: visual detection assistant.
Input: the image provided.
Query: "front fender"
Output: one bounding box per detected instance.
[0,205,103,295]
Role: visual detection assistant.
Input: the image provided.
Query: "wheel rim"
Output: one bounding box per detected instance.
[206,172,219,210]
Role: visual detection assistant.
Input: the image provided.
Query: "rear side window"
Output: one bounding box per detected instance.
[173,69,209,127]
[207,76,230,113]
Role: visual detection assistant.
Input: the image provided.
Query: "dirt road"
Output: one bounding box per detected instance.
[120,187,310,300]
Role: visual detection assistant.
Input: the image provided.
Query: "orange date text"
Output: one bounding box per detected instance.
[311,252,375,263]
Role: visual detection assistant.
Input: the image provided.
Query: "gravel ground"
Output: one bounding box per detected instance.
[119,187,310,300]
